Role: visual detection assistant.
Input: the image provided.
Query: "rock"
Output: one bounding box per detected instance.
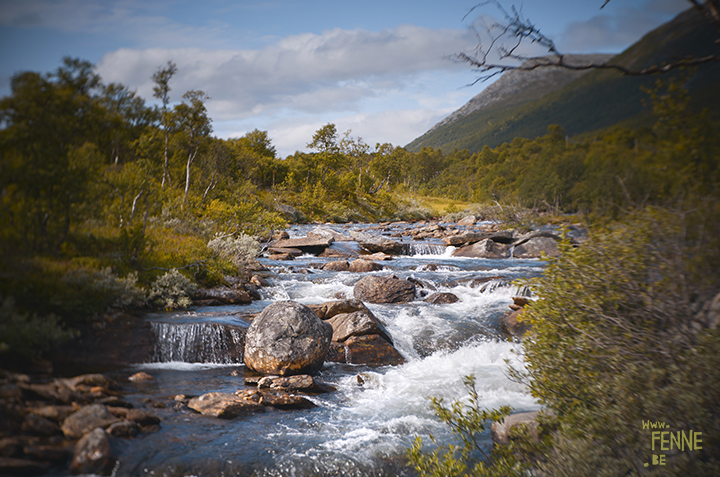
[442,231,483,246]
[328,310,393,344]
[267,246,303,256]
[274,203,300,222]
[308,299,368,320]
[325,342,347,363]
[512,296,532,308]
[124,409,161,426]
[353,275,416,304]
[424,292,460,304]
[344,335,406,366]
[349,231,404,254]
[188,392,265,419]
[0,457,51,476]
[128,371,154,382]
[512,236,559,258]
[363,252,393,261]
[26,405,75,423]
[244,301,333,376]
[22,444,71,463]
[273,230,290,241]
[250,275,269,287]
[269,253,295,261]
[322,261,349,271]
[453,239,511,258]
[348,259,383,272]
[489,230,516,244]
[503,309,531,339]
[70,428,117,475]
[271,237,334,255]
[258,393,316,409]
[268,375,334,393]
[61,404,120,439]
[106,420,139,437]
[64,374,115,391]
[21,413,61,436]
[457,215,476,226]
[307,226,353,242]
[491,411,541,446]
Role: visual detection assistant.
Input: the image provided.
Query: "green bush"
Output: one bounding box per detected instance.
[146,269,198,309]
[207,233,261,269]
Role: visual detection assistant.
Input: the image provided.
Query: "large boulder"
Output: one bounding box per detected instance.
[308,299,368,320]
[70,428,117,475]
[503,309,532,339]
[512,236,559,258]
[457,215,477,226]
[270,237,334,255]
[188,392,265,419]
[244,301,333,376]
[344,335,406,366]
[442,231,483,246]
[348,259,383,272]
[307,226,353,242]
[453,239,511,259]
[353,275,416,304]
[350,231,404,254]
[424,292,460,304]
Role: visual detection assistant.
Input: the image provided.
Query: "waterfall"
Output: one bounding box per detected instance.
[149,322,246,364]
[403,242,447,256]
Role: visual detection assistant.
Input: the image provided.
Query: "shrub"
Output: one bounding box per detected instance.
[146,269,198,309]
[207,233,261,269]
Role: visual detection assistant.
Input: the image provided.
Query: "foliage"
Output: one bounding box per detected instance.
[0,297,77,364]
[146,269,198,310]
[207,233,261,269]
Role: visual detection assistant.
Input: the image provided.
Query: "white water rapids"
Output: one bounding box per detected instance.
[106,223,544,476]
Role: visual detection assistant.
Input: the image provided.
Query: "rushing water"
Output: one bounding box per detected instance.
[106,222,545,477]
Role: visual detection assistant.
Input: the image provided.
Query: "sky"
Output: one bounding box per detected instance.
[0,0,690,157]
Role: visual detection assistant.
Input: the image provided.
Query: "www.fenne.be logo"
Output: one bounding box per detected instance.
[643,420,702,467]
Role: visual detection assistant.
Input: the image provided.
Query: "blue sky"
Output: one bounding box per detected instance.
[0,0,689,157]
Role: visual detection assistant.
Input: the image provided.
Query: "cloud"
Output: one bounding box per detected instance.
[96,25,473,120]
[557,0,688,52]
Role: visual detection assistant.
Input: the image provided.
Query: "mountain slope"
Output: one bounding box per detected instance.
[406,8,720,154]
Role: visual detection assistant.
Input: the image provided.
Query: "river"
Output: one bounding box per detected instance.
[102,222,544,476]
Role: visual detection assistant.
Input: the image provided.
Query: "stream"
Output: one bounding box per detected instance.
[102,222,544,476]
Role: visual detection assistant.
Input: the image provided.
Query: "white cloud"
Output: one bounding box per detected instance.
[96,25,473,120]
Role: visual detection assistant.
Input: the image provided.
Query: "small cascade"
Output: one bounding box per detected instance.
[403,242,447,256]
[150,322,246,364]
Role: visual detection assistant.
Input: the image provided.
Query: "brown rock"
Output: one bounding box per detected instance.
[457,215,476,226]
[348,259,383,272]
[22,444,71,463]
[328,310,393,344]
[21,413,61,436]
[322,261,350,271]
[61,404,120,439]
[124,409,160,426]
[258,393,316,410]
[491,411,541,446]
[70,428,116,475]
[269,253,295,261]
[353,275,416,304]
[325,342,347,363]
[344,334,406,366]
[503,309,531,339]
[267,247,303,256]
[442,231,483,246]
[188,392,265,419]
[309,299,368,320]
[349,231,404,254]
[271,237,334,255]
[273,230,290,241]
[250,275,269,287]
[512,236,559,258]
[453,239,510,259]
[307,226,353,242]
[363,252,393,261]
[128,372,154,382]
[424,292,460,304]
[26,405,75,423]
[106,420,140,437]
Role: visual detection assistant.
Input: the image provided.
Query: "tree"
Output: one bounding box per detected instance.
[173,90,212,207]
[457,0,720,82]
[152,61,178,188]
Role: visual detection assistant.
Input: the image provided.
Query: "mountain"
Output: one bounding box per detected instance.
[406,8,720,154]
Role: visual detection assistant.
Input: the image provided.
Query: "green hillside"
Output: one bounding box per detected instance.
[406,8,720,154]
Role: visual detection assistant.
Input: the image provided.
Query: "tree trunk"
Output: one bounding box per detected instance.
[183,148,198,207]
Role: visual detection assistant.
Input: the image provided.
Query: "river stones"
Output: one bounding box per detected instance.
[353,275,416,303]
[61,404,120,439]
[244,301,333,376]
[424,292,460,304]
[453,238,511,259]
[348,259,383,272]
[327,310,393,344]
[349,231,404,254]
[512,236,559,258]
[457,215,477,226]
[70,428,117,475]
[322,260,350,271]
[188,392,265,419]
[344,335,405,366]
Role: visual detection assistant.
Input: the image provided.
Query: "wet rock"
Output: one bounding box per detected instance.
[61,404,120,439]
[0,457,50,476]
[258,393,316,410]
[64,374,115,391]
[22,444,71,463]
[25,405,74,423]
[269,253,295,261]
[489,230,516,244]
[325,342,346,363]
[273,230,290,241]
[20,381,83,405]
[363,252,393,261]
[194,287,252,305]
[328,310,393,345]
[512,236,559,258]
[344,335,406,366]
[322,260,349,271]
[308,299,368,320]
[349,231,404,254]
[453,239,511,259]
[271,237,334,255]
[244,301,333,376]
[187,392,265,419]
[442,231,483,246]
[128,371,154,382]
[70,428,117,475]
[250,275,269,287]
[353,275,416,304]
[457,215,476,226]
[106,420,140,437]
[491,411,541,446]
[348,259,383,272]
[267,375,335,393]
[267,247,303,256]
[503,309,531,339]
[424,292,460,304]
